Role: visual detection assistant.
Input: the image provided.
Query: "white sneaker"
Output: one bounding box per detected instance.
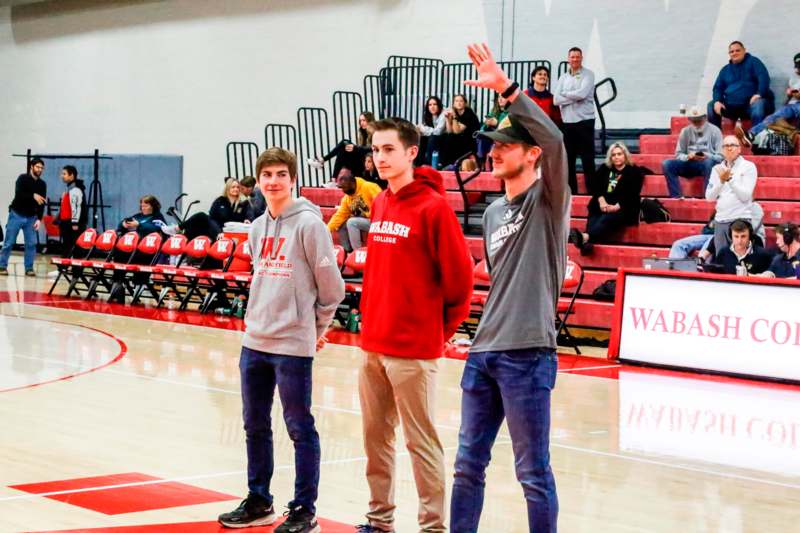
[162,224,180,236]
[307,158,324,170]
[47,270,59,279]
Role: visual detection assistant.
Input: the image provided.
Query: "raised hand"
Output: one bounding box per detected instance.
[464,43,511,93]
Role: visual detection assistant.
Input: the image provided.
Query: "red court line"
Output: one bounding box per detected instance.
[28,517,353,533]
[11,473,237,516]
[0,317,128,394]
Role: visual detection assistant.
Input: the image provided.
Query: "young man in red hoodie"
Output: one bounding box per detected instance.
[356,118,474,533]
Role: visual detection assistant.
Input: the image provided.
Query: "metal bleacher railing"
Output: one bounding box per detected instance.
[227,56,615,188]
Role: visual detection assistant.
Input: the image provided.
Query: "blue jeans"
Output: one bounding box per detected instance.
[662,158,716,198]
[239,346,320,512]
[750,102,800,135]
[451,348,558,533]
[669,234,712,259]
[0,209,38,270]
[707,98,772,128]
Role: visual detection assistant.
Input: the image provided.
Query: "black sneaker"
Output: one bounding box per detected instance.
[276,505,320,533]
[355,525,393,533]
[0,267,7,276]
[568,228,584,248]
[218,495,276,528]
[25,270,36,277]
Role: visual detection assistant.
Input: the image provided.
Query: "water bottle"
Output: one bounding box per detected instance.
[234,296,246,319]
[679,104,686,115]
[431,150,439,170]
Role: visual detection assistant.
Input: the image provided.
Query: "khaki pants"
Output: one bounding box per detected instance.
[358,351,446,533]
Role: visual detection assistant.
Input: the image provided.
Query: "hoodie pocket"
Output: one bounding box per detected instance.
[245,274,300,339]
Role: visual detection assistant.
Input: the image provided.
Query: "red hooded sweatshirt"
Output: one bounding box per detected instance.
[360,166,474,359]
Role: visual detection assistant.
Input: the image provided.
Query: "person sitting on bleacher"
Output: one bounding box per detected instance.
[440,94,481,168]
[166,178,250,242]
[705,135,758,253]
[714,218,772,275]
[524,66,561,125]
[568,142,645,255]
[240,175,266,220]
[118,195,166,237]
[361,153,387,190]
[708,41,774,129]
[417,96,446,166]
[326,169,381,253]
[735,53,800,151]
[759,222,800,278]
[308,112,375,178]
[476,93,508,164]
[662,106,723,198]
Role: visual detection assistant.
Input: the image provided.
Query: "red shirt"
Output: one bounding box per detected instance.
[526,88,562,125]
[360,167,474,359]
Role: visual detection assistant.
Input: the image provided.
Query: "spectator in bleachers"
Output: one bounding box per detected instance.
[714,219,772,275]
[476,93,508,163]
[736,54,800,148]
[568,142,645,255]
[760,222,800,278]
[167,179,250,241]
[240,175,266,220]
[417,96,446,166]
[0,158,47,276]
[662,106,723,199]
[708,41,774,129]
[117,195,166,237]
[361,153,387,190]
[705,135,757,253]
[554,46,596,194]
[308,112,375,177]
[525,66,561,125]
[327,169,381,252]
[441,94,481,168]
[56,165,87,257]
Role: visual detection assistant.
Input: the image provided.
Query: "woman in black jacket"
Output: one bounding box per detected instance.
[118,195,167,237]
[569,142,645,255]
[177,178,250,241]
[440,94,481,167]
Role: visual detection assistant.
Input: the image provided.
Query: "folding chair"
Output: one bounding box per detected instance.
[86,231,140,302]
[112,232,164,303]
[48,228,97,296]
[181,237,236,312]
[156,235,211,309]
[556,259,584,354]
[341,246,367,314]
[462,258,489,338]
[149,234,190,307]
[202,240,254,314]
[82,230,120,299]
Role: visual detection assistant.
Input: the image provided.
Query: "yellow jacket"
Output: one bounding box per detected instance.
[327,178,382,231]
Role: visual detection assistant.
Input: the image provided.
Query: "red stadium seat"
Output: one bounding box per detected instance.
[48,228,98,296]
[556,259,584,354]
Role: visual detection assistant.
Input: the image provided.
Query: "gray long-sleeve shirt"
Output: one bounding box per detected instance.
[553,67,596,123]
[674,122,723,162]
[470,93,571,353]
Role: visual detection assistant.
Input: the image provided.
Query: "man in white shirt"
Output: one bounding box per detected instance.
[553,47,596,194]
[705,135,758,253]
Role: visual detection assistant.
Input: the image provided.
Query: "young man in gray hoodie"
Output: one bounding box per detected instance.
[450,43,570,533]
[218,147,345,533]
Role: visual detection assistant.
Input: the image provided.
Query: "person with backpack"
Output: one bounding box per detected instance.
[568,142,645,255]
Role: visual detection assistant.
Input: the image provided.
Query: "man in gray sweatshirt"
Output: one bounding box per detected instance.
[662,106,723,198]
[450,43,570,533]
[218,147,344,533]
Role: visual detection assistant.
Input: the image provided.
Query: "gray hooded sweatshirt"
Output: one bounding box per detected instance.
[242,197,345,358]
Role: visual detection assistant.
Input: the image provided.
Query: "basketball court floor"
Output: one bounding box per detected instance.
[1,257,798,533]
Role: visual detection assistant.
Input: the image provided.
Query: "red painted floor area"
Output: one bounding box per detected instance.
[29,517,353,533]
[10,473,237,515]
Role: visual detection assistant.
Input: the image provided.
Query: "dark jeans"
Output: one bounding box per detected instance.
[707,98,772,128]
[451,348,558,533]
[323,139,365,178]
[59,222,85,258]
[563,119,596,194]
[586,210,629,243]
[662,158,715,198]
[240,346,320,513]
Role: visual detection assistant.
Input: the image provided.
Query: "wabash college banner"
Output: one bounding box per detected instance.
[609,269,800,383]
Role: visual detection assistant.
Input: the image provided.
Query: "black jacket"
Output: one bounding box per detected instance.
[588,164,645,225]
[209,196,249,227]
[10,173,47,219]
[117,211,166,237]
[715,245,773,275]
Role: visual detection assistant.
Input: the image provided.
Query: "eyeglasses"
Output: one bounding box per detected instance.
[722,143,740,148]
